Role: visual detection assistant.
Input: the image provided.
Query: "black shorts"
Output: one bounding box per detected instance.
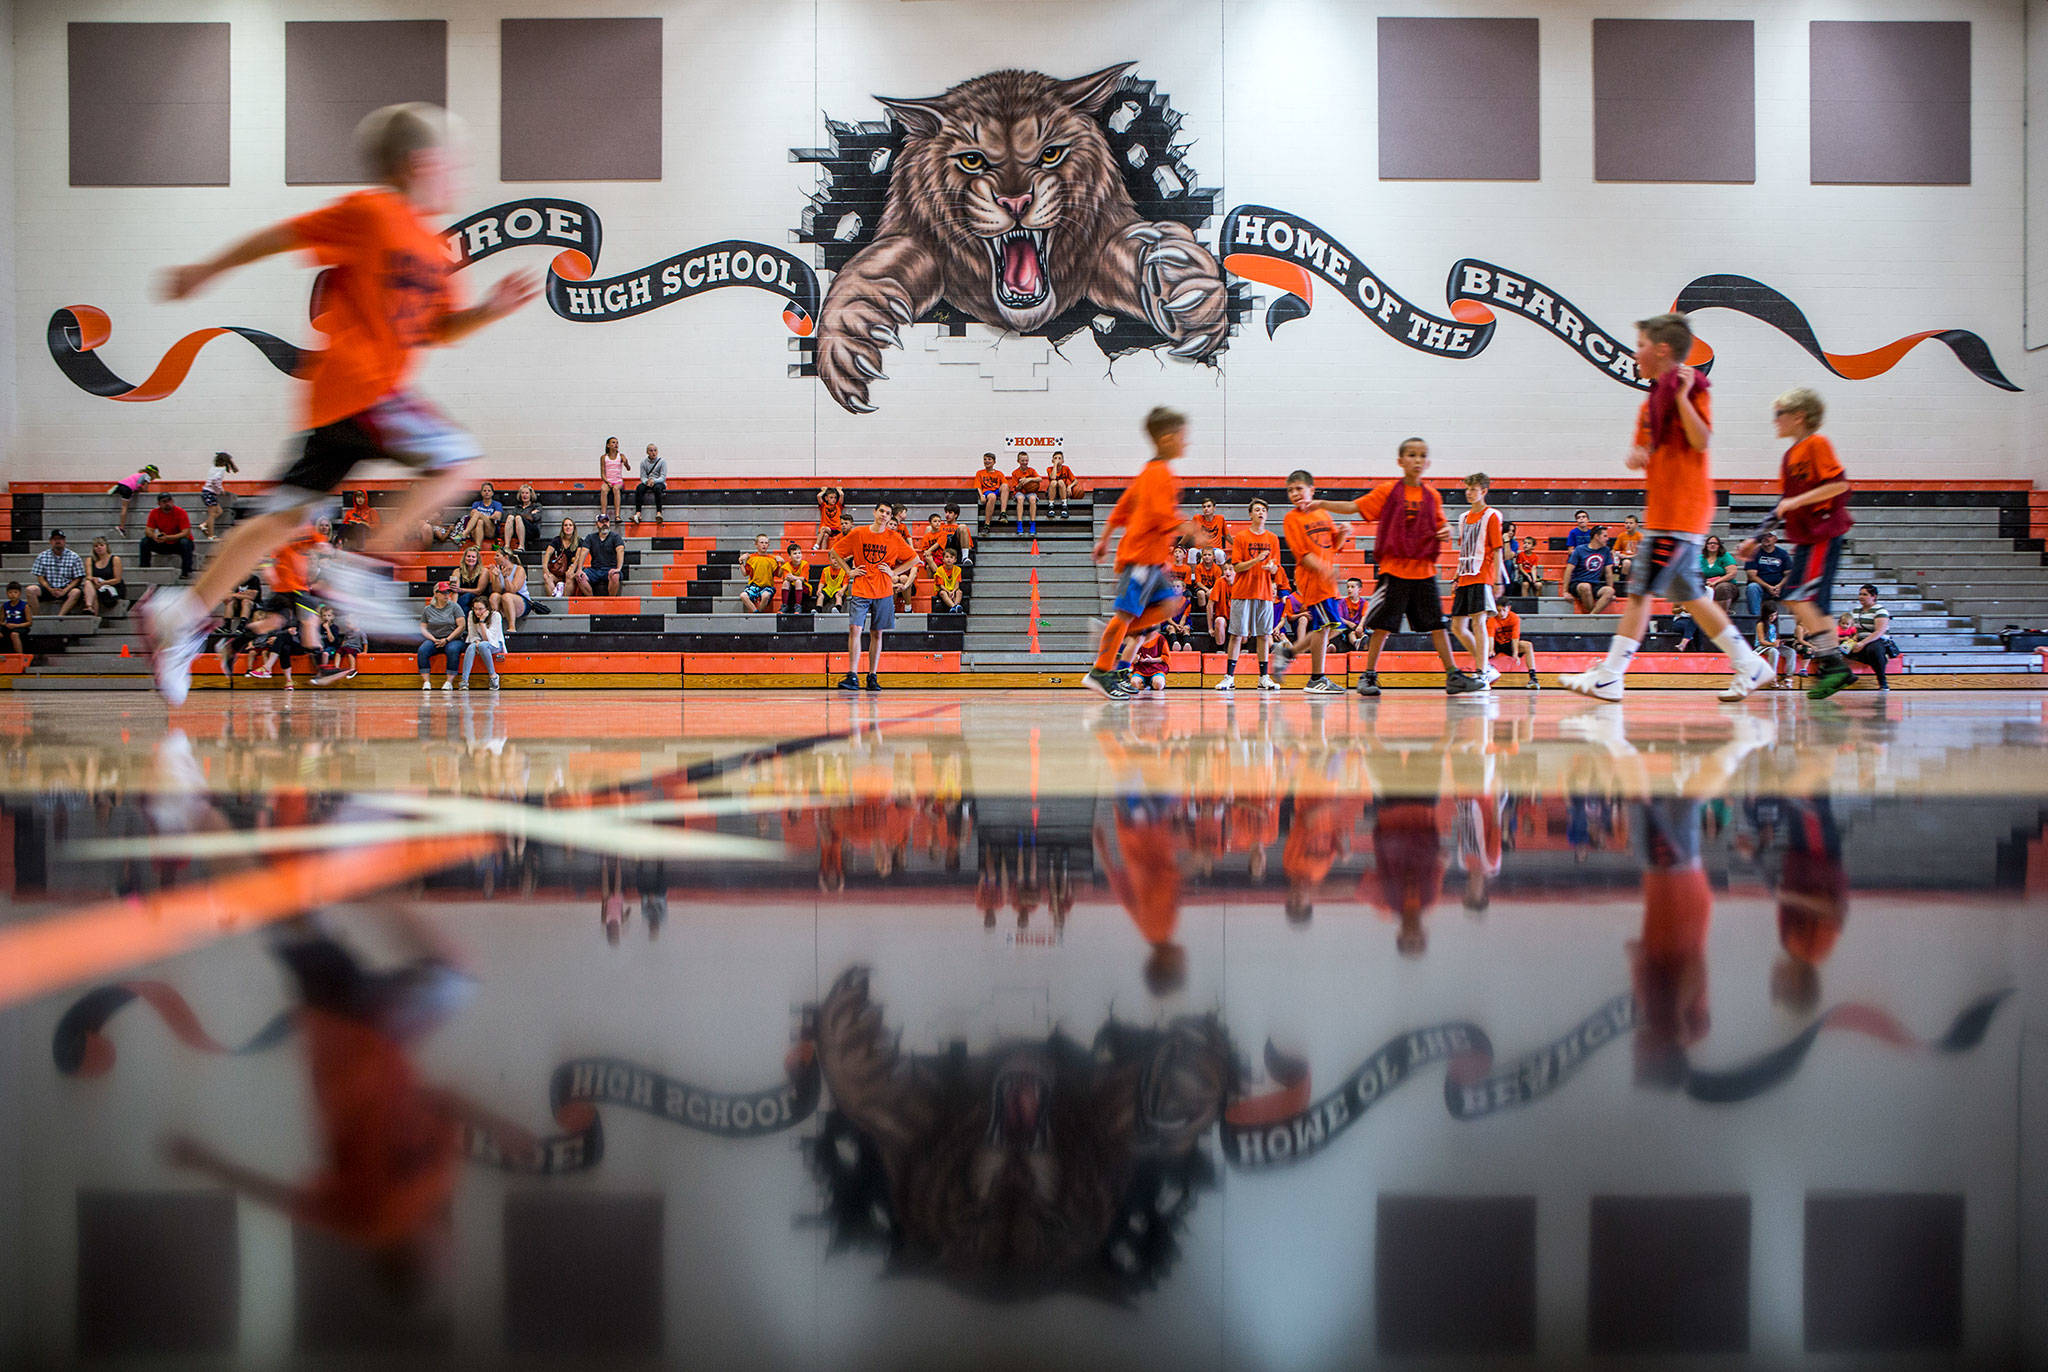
[265,391,480,513]
[1364,574,1445,634]
[1784,536,1844,613]
[260,590,318,619]
[1448,584,1496,618]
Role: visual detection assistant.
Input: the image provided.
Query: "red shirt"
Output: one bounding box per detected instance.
[146,505,192,539]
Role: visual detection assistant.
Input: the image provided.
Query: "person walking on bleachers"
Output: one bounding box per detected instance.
[574,514,624,596]
[597,437,628,524]
[140,493,196,579]
[417,581,461,690]
[830,501,920,692]
[200,453,237,541]
[30,530,86,617]
[507,484,543,551]
[544,518,579,597]
[491,547,531,630]
[458,598,506,690]
[85,537,126,618]
[107,464,160,536]
[633,444,667,521]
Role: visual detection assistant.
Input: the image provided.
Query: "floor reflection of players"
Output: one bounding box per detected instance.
[163,910,537,1303]
[1358,744,1446,957]
[1629,800,1713,1088]
[1095,797,1188,995]
[1755,797,1848,1014]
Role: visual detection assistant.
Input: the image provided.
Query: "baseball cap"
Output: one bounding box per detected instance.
[434,580,453,592]
[156,492,174,502]
[49,529,66,539]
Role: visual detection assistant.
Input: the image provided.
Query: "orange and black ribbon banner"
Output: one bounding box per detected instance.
[1221,202,2018,393]
[48,197,820,402]
[1219,988,2009,1170]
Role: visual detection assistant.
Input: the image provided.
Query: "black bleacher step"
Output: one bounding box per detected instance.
[505,632,965,653]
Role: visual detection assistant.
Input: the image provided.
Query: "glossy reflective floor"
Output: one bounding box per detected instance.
[1,690,2043,1370]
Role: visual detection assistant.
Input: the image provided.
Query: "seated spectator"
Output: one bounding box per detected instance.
[544,518,579,597]
[107,463,159,535]
[205,575,261,676]
[1131,631,1168,692]
[1744,530,1790,621]
[598,437,628,523]
[459,482,505,547]
[1563,509,1595,555]
[574,515,625,596]
[2,581,32,655]
[1270,591,1309,674]
[1755,613,1789,688]
[85,536,126,617]
[1566,526,1618,613]
[310,606,364,685]
[199,452,237,541]
[339,488,380,537]
[450,545,494,612]
[975,453,1005,525]
[491,547,531,630]
[1158,582,1194,649]
[1195,498,1228,550]
[1044,451,1080,519]
[1490,606,1540,688]
[417,582,462,691]
[1010,453,1043,534]
[416,506,462,546]
[30,530,86,616]
[1612,515,1642,580]
[780,542,810,613]
[739,534,780,613]
[1701,535,1741,611]
[633,443,667,520]
[1503,522,1545,597]
[814,485,847,552]
[140,493,195,579]
[459,598,507,690]
[933,549,964,612]
[507,484,543,551]
[1843,584,1898,691]
[1334,577,1369,651]
[815,558,848,612]
[939,503,975,564]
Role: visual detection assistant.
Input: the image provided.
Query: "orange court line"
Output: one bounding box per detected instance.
[0,833,496,1010]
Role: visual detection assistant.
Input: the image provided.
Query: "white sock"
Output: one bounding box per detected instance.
[1713,626,1764,670]
[1601,636,1639,676]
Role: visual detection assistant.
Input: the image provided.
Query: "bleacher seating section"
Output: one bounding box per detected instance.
[1,476,2042,689]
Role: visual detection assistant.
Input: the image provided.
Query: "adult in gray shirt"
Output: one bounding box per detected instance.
[417,582,463,691]
[633,443,667,520]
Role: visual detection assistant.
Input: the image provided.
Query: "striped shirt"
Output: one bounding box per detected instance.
[1851,603,1891,639]
[32,547,84,586]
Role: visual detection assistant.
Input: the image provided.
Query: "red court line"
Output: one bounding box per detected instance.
[0,833,495,1010]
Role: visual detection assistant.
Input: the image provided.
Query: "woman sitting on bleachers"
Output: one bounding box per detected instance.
[84,536,125,619]
[507,484,543,552]
[459,598,507,690]
[451,546,495,612]
[492,547,531,630]
[544,518,579,597]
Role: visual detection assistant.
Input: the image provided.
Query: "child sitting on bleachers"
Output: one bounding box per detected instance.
[3,582,31,656]
[739,534,780,614]
[933,550,964,613]
[975,454,1006,526]
[814,485,846,552]
[815,559,848,612]
[1132,631,1169,692]
[780,542,810,613]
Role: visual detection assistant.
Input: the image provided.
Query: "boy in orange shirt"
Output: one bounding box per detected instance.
[813,486,847,551]
[1748,386,1856,699]
[1450,472,1506,687]
[932,549,965,613]
[1217,497,1283,691]
[1194,497,1229,550]
[1307,440,1481,696]
[975,454,1006,527]
[1010,453,1043,535]
[830,501,921,691]
[1278,470,1355,694]
[1564,313,1773,703]
[1087,408,1208,698]
[142,104,539,704]
[1489,605,1541,688]
[1045,451,1080,519]
[779,541,810,613]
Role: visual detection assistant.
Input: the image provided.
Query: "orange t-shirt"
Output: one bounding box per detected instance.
[1106,460,1183,570]
[1491,608,1523,647]
[1105,813,1181,946]
[272,533,321,594]
[1282,507,1347,604]
[975,468,1005,494]
[1196,512,1229,547]
[1455,507,1504,588]
[1356,482,1440,580]
[817,493,845,530]
[1230,528,1282,601]
[1633,388,1715,536]
[832,526,916,599]
[288,188,461,430]
[1011,462,1040,489]
[1780,433,1852,542]
[1046,460,1075,487]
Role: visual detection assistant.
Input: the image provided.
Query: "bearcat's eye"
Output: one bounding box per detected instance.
[955,151,988,172]
[1039,144,1069,168]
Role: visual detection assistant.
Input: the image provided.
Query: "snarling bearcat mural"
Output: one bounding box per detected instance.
[801,64,1240,413]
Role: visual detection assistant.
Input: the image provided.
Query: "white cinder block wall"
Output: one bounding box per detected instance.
[4,0,2040,485]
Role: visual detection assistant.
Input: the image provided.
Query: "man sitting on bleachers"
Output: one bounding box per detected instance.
[573,514,625,596]
[1566,526,1618,614]
[30,530,86,617]
[140,494,196,580]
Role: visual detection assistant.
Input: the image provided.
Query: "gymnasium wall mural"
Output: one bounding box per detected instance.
[44,64,2021,410]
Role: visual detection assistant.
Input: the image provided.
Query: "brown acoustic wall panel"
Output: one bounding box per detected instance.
[1378,18,1540,181]
[287,21,448,186]
[501,18,662,182]
[1594,20,1755,183]
[69,23,230,187]
[1811,21,1971,185]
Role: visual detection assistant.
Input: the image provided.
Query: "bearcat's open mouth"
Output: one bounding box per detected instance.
[985,229,1049,310]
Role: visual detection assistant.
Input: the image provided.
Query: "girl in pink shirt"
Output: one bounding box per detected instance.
[597,436,626,523]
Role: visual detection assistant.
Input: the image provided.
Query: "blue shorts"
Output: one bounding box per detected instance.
[200,490,221,508]
[849,594,894,630]
[1113,564,1180,619]
[1300,598,1344,631]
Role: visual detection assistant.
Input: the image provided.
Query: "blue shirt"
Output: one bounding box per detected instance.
[3,601,26,626]
[1746,548,1791,589]
[1568,546,1614,585]
[471,499,504,518]
[1564,526,1595,553]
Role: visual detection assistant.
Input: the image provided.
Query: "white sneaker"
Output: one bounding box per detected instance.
[1258,675,1279,691]
[1561,666,1625,702]
[1560,705,1636,757]
[422,679,432,691]
[441,679,454,692]
[1481,665,1502,687]
[1717,656,1777,703]
[139,588,209,707]
[1214,677,1234,691]
[317,551,419,639]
